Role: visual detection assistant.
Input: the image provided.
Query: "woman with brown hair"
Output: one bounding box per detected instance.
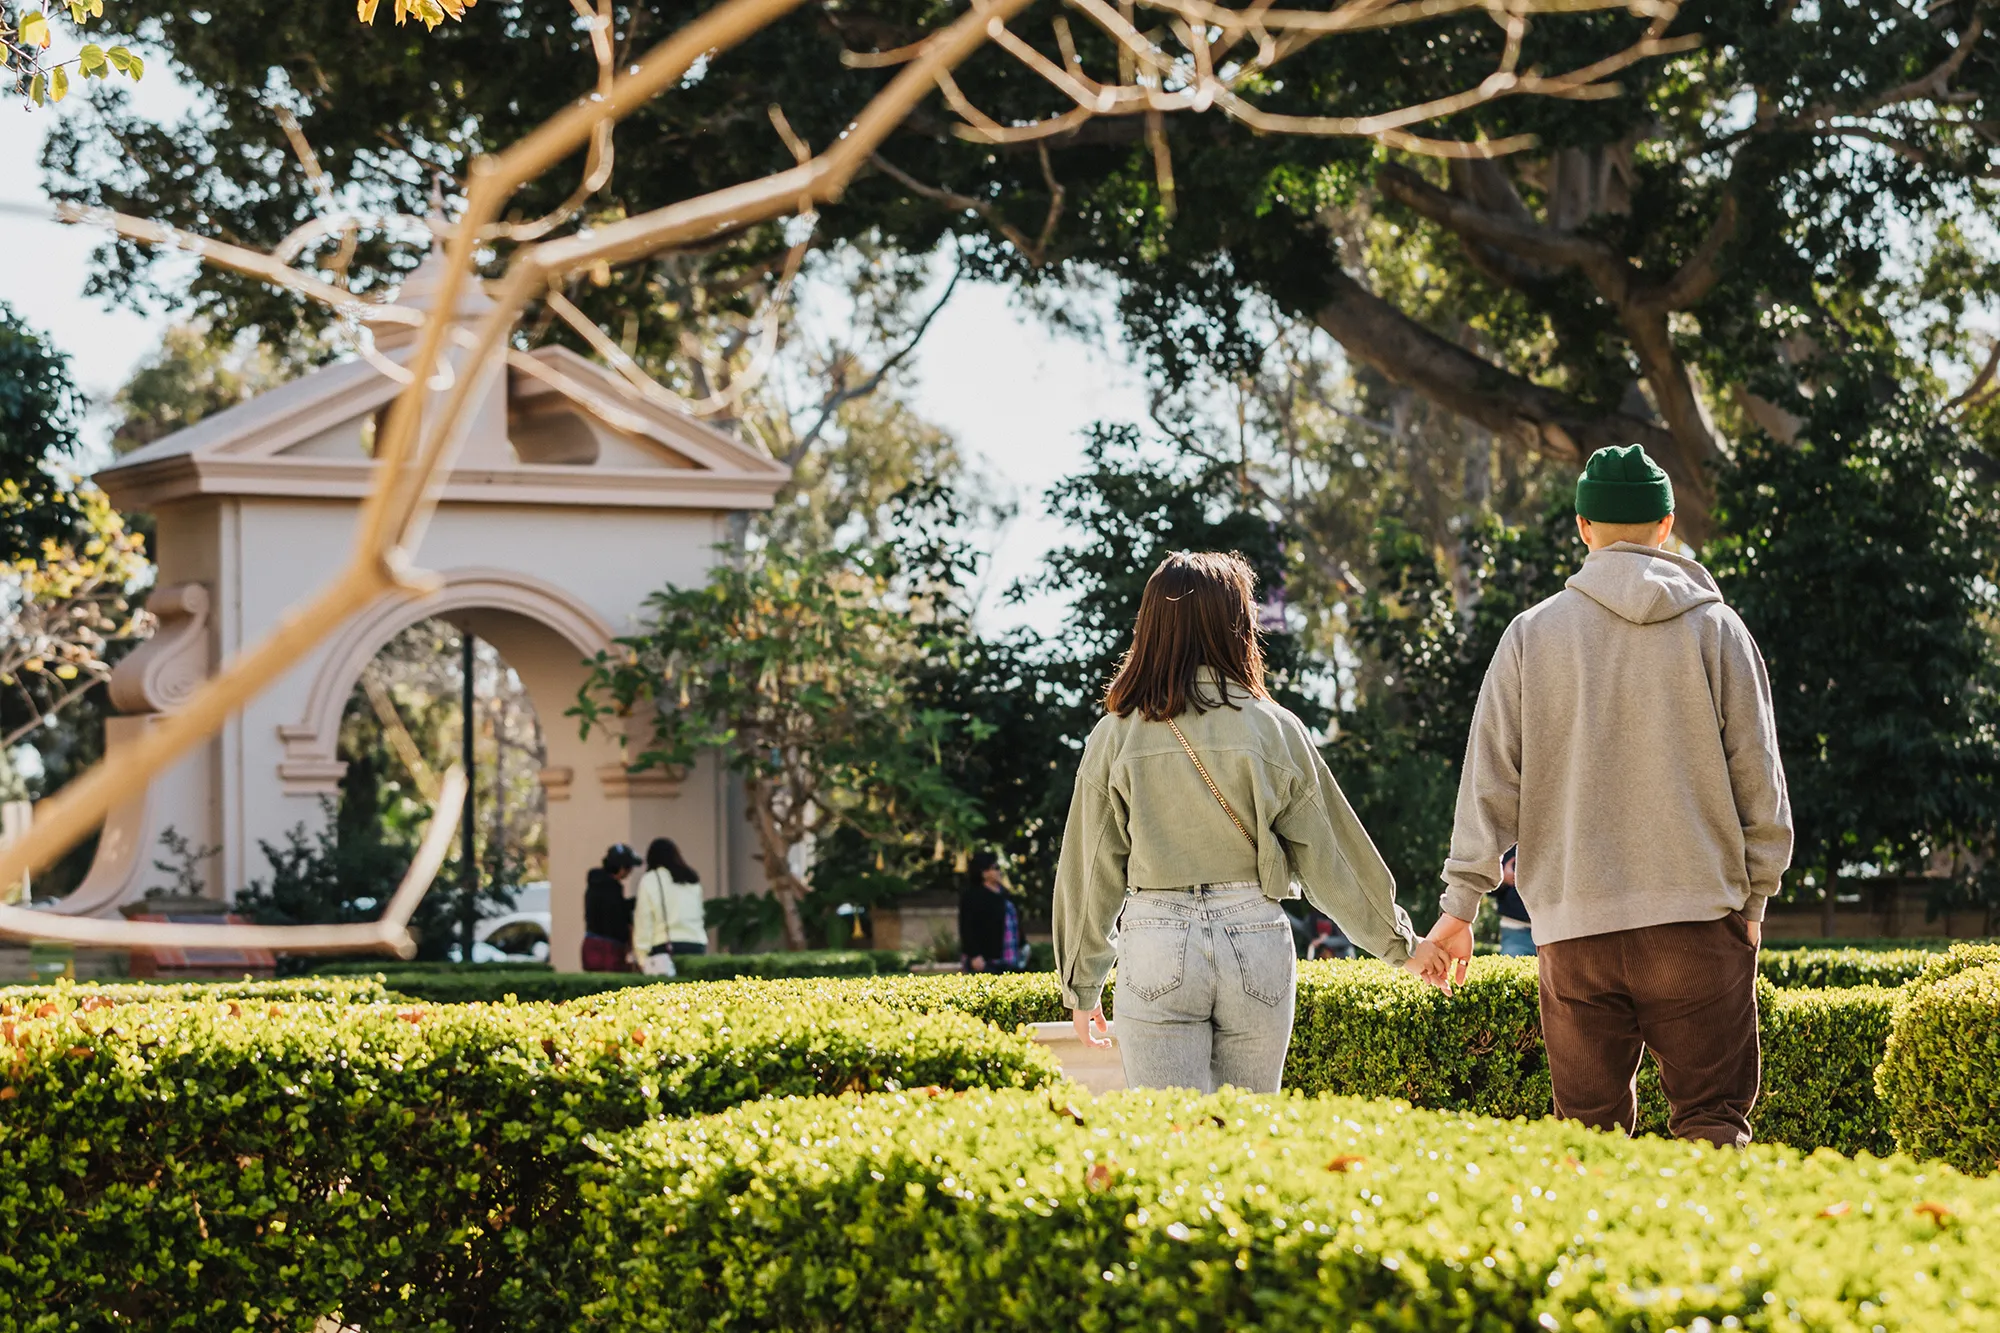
[1054,551,1448,1093]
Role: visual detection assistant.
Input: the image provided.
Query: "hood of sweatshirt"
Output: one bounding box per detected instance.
[1565,542,1722,625]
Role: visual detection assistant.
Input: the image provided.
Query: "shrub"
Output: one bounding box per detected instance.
[579,1085,2000,1332]
[1757,947,1940,988]
[0,975,390,1008]
[745,960,1897,1155]
[311,950,921,1003]
[0,987,1058,1331]
[1879,944,2000,1174]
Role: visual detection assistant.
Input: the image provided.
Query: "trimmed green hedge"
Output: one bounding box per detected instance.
[1283,959,1898,1155]
[725,960,1898,1155]
[1879,944,2000,1175]
[0,975,391,1008]
[311,949,922,1003]
[1757,947,1940,988]
[579,1085,2000,1331]
[0,986,1057,1331]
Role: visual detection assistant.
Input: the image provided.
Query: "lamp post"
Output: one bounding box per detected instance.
[459,629,478,962]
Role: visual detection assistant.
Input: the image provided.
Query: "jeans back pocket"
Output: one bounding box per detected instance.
[1225,920,1294,1007]
[1118,918,1190,1001]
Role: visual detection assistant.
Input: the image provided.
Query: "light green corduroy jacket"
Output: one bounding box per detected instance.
[1053,670,1418,1010]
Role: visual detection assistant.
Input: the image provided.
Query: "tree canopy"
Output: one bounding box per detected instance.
[46,0,2000,538]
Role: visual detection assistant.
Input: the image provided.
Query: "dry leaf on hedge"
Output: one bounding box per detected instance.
[1326,1154,1366,1173]
[1817,1201,1851,1218]
[1913,1201,1954,1225]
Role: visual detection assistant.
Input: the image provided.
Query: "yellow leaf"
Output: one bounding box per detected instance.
[18,11,50,48]
[356,0,381,21]
[50,65,67,102]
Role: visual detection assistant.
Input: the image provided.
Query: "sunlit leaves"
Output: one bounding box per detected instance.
[7,3,142,109]
[357,0,479,30]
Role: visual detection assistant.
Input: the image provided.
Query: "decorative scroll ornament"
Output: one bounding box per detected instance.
[108,583,211,715]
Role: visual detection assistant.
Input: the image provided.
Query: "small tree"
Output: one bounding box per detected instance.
[575,544,987,950]
[0,484,152,749]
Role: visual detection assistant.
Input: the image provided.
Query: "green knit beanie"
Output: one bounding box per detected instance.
[1574,444,1674,524]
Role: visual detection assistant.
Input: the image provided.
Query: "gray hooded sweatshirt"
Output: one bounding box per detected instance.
[1440,541,1793,943]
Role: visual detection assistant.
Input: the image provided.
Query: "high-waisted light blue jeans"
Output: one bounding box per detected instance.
[1114,884,1297,1094]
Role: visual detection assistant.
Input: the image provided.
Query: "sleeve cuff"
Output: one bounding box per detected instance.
[1740,893,1771,923]
[1439,883,1485,924]
[1061,984,1103,1012]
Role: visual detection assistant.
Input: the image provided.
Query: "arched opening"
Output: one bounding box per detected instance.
[329,618,550,962]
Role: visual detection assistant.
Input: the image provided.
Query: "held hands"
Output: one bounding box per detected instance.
[1419,912,1475,993]
[1072,1006,1111,1049]
[1401,939,1456,992]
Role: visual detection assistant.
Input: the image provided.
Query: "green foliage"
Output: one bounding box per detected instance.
[575,541,990,944]
[1879,945,2000,1174]
[755,959,1897,1155]
[703,890,787,954]
[1756,948,1946,989]
[349,950,923,1002]
[1708,359,2000,908]
[108,324,303,455]
[0,976,391,1008]
[579,1084,2000,1332]
[0,303,84,566]
[0,984,1058,1330]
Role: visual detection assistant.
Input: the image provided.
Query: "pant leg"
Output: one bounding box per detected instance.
[1537,933,1646,1135]
[1500,924,1538,957]
[1114,893,1217,1093]
[1208,894,1297,1094]
[1625,914,1761,1148]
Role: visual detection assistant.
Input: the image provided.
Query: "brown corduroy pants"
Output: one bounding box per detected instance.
[1536,913,1761,1148]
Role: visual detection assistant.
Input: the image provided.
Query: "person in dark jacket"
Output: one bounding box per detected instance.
[582,843,642,972]
[1494,846,1535,956]
[959,851,1026,973]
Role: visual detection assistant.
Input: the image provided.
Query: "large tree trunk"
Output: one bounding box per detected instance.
[1367,162,1735,541]
[1310,269,1715,534]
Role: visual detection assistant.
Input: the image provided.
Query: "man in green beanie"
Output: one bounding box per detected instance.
[1423,443,1793,1147]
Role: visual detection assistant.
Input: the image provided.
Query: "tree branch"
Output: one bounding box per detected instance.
[871,152,1053,263]
[783,248,966,466]
[1310,267,1726,535]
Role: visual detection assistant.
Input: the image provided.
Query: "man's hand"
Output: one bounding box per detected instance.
[1072,1006,1111,1049]
[968,956,987,972]
[1745,920,1761,949]
[1426,912,1475,990]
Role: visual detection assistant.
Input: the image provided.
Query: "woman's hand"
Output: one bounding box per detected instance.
[1401,939,1455,993]
[968,955,987,972]
[1072,1006,1111,1049]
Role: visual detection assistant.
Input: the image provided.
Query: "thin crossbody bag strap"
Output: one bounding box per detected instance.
[1165,718,1257,849]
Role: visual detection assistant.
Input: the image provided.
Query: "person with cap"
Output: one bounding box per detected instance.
[1423,444,1793,1148]
[581,843,642,972]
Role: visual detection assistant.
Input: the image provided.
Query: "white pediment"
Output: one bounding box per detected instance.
[96,342,787,514]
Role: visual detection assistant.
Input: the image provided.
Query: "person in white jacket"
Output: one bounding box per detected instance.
[633,838,707,976]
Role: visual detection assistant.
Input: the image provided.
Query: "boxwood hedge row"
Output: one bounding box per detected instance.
[0,976,391,1008]
[1878,946,2000,1176]
[690,959,1902,1156]
[0,987,1058,1332]
[579,1085,2000,1332]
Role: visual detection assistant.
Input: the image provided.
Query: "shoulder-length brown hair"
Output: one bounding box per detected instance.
[1104,551,1270,721]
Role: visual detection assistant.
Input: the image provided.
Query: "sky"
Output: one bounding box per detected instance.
[0,70,1155,639]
